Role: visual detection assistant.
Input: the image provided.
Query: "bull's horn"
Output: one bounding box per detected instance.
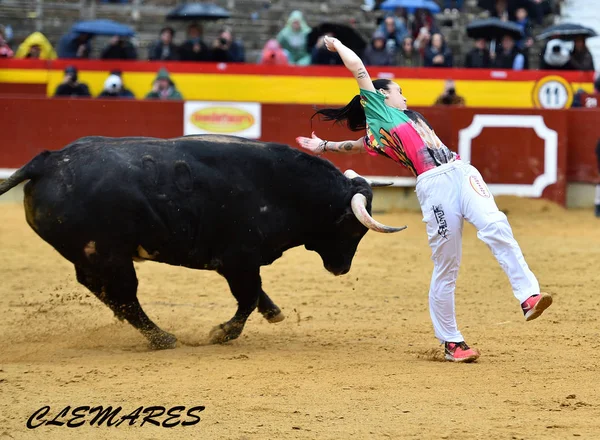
[350,193,407,233]
[344,169,394,187]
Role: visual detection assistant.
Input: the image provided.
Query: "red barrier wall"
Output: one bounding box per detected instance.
[2,97,598,205]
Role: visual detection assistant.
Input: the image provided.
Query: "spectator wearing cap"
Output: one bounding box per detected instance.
[179,23,210,62]
[98,73,135,98]
[362,30,395,66]
[148,27,178,61]
[211,27,245,63]
[101,35,137,60]
[145,67,183,100]
[53,66,91,97]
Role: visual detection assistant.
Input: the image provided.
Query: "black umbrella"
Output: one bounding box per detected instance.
[466,18,524,41]
[166,3,231,21]
[307,23,367,54]
[536,23,598,41]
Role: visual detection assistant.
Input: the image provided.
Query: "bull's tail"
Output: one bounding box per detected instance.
[0,151,51,196]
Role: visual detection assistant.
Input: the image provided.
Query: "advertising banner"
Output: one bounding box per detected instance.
[183,101,261,139]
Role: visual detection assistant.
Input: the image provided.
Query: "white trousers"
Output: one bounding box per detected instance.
[415,160,540,343]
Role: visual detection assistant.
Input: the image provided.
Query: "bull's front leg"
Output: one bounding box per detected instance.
[209,266,261,344]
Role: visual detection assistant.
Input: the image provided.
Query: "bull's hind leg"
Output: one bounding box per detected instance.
[75,263,177,350]
[209,266,261,344]
[258,290,285,323]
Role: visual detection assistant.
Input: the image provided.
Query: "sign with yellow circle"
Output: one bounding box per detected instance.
[532,75,574,109]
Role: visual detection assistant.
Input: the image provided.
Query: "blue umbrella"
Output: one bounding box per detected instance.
[71,19,135,37]
[380,0,441,13]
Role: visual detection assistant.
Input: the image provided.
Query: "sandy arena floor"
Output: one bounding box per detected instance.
[1,197,600,439]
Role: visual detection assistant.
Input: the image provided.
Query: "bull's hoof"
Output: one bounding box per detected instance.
[208,323,242,344]
[148,332,178,350]
[260,307,285,323]
[265,311,285,323]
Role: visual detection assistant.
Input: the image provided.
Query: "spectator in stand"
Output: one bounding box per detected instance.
[53,66,91,97]
[148,27,178,61]
[276,10,312,66]
[412,9,437,40]
[258,39,289,65]
[15,31,57,59]
[378,14,408,52]
[424,33,453,68]
[528,0,554,26]
[100,35,137,60]
[413,26,431,56]
[97,73,135,99]
[434,79,466,106]
[491,0,510,21]
[464,38,491,68]
[311,33,343,65]
[363,30,395,66]
[393,8,409,28]
[444,0,464,13]
[57,32,92,59]
[569,36,594,71]
[145,67,183,100]
[514,7,534,51]
[179,23,210,62]
[491,34,526,70]
[211,27,245,63]
[0,25,14,58]
[397,36,422,67]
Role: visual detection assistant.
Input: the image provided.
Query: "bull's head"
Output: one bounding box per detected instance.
[308,170,406,276]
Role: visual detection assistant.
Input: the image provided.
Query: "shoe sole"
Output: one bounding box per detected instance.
[444,353,480,363]
[525,293,553,321]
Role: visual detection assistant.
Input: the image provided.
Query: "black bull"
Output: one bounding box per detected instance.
[0,135,405,349]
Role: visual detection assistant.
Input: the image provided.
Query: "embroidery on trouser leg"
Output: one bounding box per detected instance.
[433,204,448,239]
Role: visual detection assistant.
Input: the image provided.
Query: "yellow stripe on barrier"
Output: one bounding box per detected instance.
[0,69,48,84]
[2,67,595,108]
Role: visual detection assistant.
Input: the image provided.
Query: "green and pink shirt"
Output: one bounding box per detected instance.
[360,88,457,176]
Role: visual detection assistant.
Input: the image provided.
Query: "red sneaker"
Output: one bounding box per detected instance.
[444,341,480,363]
[521,293,553,321]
